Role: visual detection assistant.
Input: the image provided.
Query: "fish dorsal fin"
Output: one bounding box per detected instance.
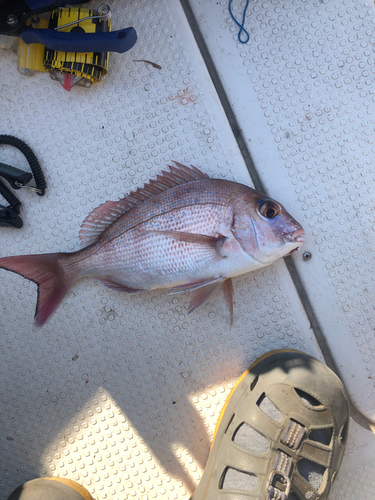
[79,198,136,247]
[79,162,209,247]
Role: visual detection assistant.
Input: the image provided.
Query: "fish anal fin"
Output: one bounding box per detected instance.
[98,278,145,293]
[221,278,234,326]
[79,163,209,247]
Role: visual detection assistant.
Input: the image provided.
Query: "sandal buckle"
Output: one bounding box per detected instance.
[266,469,291,500]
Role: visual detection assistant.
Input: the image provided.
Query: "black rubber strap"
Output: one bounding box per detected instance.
[0,135,46,196]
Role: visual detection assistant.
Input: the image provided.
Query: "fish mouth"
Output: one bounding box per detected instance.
[286,246,301,256]
[285,228,305,243]
[284,228,305,256]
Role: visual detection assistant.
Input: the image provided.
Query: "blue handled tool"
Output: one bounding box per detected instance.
[0,0,137,54]
[20,26,137,53]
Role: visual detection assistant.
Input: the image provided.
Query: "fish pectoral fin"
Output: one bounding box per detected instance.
[98,278,145,293]
[188,280,224,314]
[221,278,234,326]
[146,230,225,250]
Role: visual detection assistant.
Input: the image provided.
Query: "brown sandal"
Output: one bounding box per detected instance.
[190,349,349,500]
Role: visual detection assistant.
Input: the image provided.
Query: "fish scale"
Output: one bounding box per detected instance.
[0,163,305,326]
[80,204,229,290]
[96,179,234,246]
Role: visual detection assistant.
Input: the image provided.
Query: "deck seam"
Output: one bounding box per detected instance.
[180,0,374,431]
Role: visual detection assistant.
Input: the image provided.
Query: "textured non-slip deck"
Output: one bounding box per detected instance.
[189,0,375,495]
[0,0,374,499]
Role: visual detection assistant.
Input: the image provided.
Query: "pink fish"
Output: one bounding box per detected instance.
[0,163,304,326]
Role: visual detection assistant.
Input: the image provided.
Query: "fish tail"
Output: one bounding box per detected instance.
[0,253,74,326]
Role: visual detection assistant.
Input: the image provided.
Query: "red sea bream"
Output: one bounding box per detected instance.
[0,163,305,326]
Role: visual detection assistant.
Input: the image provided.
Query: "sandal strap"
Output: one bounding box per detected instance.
[300,441,332,468]
[280,419,305,450]
[266,451,292,500]
[291,473,320,500]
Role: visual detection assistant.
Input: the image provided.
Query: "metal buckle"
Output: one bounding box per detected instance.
[266,469,292,499]
[14,181,44,194]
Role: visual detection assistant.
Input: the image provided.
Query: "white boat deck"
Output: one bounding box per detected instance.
[0,0,374,498]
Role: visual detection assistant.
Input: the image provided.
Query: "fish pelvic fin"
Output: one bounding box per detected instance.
[169,277,224,312]
[169,277,225,295]
[0,253,74,327]
[221,278,234,326]
[170,276,234,324]
[188,280,224,314]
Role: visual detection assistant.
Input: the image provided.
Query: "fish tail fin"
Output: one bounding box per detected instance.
[0,253,74,326]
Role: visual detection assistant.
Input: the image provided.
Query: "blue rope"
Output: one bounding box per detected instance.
[228,0,250,44]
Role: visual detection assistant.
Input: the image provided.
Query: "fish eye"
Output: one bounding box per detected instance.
[259,200,281,219]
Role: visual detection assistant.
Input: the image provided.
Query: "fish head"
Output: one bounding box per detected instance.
[231,190,305,264]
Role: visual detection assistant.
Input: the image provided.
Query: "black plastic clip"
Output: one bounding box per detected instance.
[0,135,46,195]
[0,205,23,229]
[0,162,33,190]
[0,178,23,228]
[0,135,46,229]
